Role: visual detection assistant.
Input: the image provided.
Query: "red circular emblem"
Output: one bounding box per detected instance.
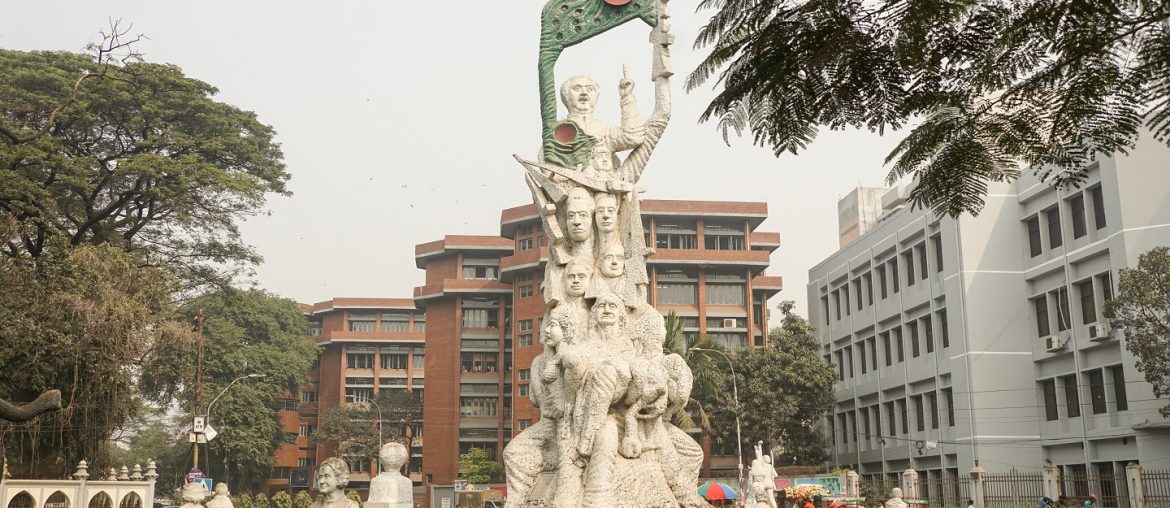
[555,123,578,143]
[604,0,632,5]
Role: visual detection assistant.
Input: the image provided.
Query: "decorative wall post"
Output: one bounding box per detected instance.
[901,469,919,500]
[144,459,159,508]
[846,470,860,497]
[1043,462,1061,500]
[969,464,986,508]
[75,460,91,508]
[1125,462,1143,508]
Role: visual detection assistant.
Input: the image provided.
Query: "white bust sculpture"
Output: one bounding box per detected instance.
[368,442,413,508]
[565,187,595,242]
[563,259,592,298]
[886,487,907,508]
[205,483,234,508]
[594,193,619,235]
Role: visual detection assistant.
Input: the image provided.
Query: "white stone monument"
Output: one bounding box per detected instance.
[367,442,414,508]
[205,482,235,508]
[504,1,707,507]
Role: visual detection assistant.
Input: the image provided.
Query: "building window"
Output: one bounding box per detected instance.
[298,458,316,468]
[519,369,530,381]
[656,268,698,305]
[711,332,748,349]
[922,316,934,354]
[868,337,878,371]
[832,291,841,321]
[309,321,322,337]
[519,319,533,332]
[894,327,904,362]
[821,296,830,325]
[1070,194,1087,239]
[519,285,534,298]
[518,334,533,347]
[518,238,534,251]
[882,332,892,366]
[461,308,499,329]
[706,272,746,306]
[460,352,498,373]
[932,234,944,272]
[1054,287,1071,331]
[943,388,955,427]
[885,401,897,436]
[518,419,533,430]
[299,424,316,436]
[518,384,530,397]
[842,285,851,316]
[301,391,318,403]
[414,312,426,333]
[460,397,499,417]
[1090,185,1106,229]
[347,352,375,369]
[1046,207,1063,249]
[1033,296,1051,337]
[1110,365,1128,411]
[413,353,425,369]
[1041,379,1058,421]
[347,457,371,473]
[908,321,920,358]
[913,394,926,432]
[1027,217,1043,257]
[834,351,844,380]
[703,221,745,250]
[917,242,928,280]
[858,341,867,374]
[380,312,410,333]
[1088,369,1107,414]
[854,278,863,311]
[1078,280,1097,325]
[898,399,909,435]
[655,221,698,249]
[877,265,888,299]
[890,259,900,294]
[938,309,950,348]
[348,312,377,332]
[903,250,915,287]
[927,391,939,429]
[345,387,374,403]
[864,272,874,305]
[381,352,409,370]
[1063,374,1080,418]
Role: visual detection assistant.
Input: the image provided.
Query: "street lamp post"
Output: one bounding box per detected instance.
[193,373,265,472]
[690,347,744,504]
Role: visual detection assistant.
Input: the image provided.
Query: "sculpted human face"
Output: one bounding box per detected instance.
[564,76,599,115]
[542,319,564,347]
[316,465,340,494]
[591,145,614,172]
[564,264,591,297]
[566,195,594,242]
[593,298,621,326]
[594,195,618,234]
[599,245,625,278]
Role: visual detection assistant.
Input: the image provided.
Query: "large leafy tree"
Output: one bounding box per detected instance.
[0,47,288,291]
[0,238,197,476]
[690,0,1170,217]
[707,302,836,466]
[314,391,423,462]
[170,289,320,490]
[1109,246,1170,417]
[457,448,503,485]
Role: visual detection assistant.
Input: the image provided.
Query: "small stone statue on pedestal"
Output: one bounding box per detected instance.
[885,488,908,508]
[368,442,414,508]
[178,481,208,508]
[205,483,235,508]
[310,458,360,508]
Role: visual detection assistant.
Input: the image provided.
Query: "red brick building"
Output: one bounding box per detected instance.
[266,199,781,496]
[266,298,426,496]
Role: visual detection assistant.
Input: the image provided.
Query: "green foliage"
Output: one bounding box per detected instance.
[663,314,728,434]
[345,490,363,507]
[457,448,503,485]
[1110,246,1170,417]
[313,390,422,461]
[707,302,836,466]
[292,491,312,508]
[253,492,271,508]
[271,491,292,508]
[106,413,190,493]
[0,239,197,475]
[0,48,289,291]
[165,289,319,489]
[689,0,1170,217]
[234,495,255,508]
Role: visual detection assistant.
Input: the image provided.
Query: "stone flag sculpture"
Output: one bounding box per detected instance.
[504,1,710,506]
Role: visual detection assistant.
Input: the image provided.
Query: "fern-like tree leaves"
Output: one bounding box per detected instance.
[692,0,1170,217]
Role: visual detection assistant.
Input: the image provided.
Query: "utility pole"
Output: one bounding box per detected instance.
[192,310,205,471]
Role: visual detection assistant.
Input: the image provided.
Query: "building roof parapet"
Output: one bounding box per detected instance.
[500,199,770,236]
[751,274,784,294]
[413,278,514,305]
[499,247,547,279]
[649,248,771,273]
[304,297,417,315]
[415,235,514,268]
[750,231,781,252]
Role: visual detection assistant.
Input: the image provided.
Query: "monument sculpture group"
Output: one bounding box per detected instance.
[502,0,710,506]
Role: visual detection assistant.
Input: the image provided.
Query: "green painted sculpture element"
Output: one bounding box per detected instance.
[539,0,658,168]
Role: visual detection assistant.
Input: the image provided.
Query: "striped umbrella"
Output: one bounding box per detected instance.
[697,482,739,501]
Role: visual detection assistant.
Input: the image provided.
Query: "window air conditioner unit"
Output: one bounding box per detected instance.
[1088,323,1114,342]
[1045,334,1068,353]
[722,318,738,329]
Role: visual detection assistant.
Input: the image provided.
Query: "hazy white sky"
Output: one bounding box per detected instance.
[1,0,902,322]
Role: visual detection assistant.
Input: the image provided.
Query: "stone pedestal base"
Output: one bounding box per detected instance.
[364,502,412,508]
[518,455,685,508]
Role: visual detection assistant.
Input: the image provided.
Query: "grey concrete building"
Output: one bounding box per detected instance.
[807,134,1170,491]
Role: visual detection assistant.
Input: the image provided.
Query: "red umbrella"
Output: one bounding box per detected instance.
[697,482,739,501]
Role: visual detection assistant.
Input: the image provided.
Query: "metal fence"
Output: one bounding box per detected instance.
[983,469,1044,508]
[1146,468,1170,507]
[922,471,971,507]
[1060,470,1129,508]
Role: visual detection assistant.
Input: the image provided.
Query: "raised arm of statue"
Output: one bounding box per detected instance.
[615,65,646,151]
[618,3,673,185]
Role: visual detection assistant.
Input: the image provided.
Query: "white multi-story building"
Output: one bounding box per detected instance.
[807,135,1170,494]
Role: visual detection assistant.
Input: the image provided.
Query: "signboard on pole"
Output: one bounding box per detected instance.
[193,416,206,433]
[203,424,218,442]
